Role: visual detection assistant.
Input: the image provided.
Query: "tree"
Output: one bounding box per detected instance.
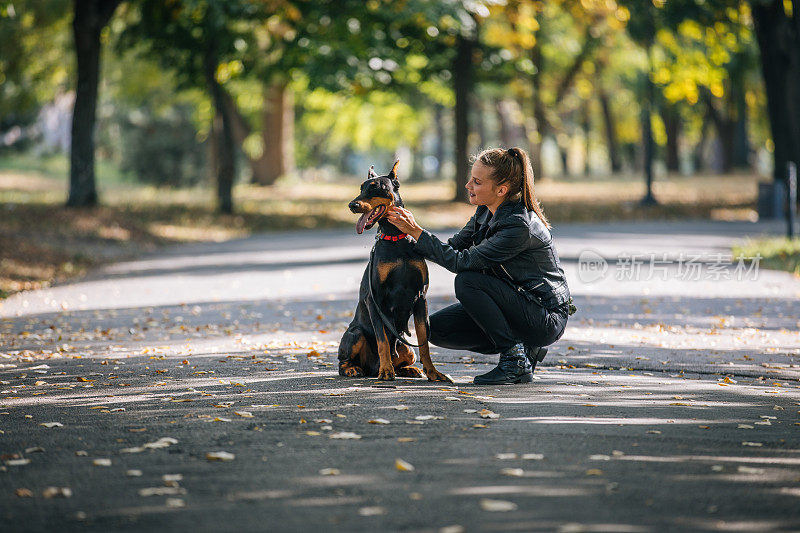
[121,0,263,213]
[67,0,123,207]
[752,0,800,185]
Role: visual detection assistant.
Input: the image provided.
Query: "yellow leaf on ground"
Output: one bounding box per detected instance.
[395,458,415,472]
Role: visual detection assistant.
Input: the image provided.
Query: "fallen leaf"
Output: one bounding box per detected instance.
[92,458,112,466]
[206,451,235,461]
[358,506,386,516]
[738,466,765,475]
[479,409,499,419]
[42,487,72,498]
[742,442,763,447]
[6,458,31,466]
[500,468,524,477]
[329,432,361,440]
[395,458,415,472]
[369,418,390,425]
[480,499,517,512]
[39,422,63,428]
[319,468,340,476]
[126,470,143,477]
[139,487,186,497]
[234,411,254,418]
[15,488,33,498]
[585,469,604,476]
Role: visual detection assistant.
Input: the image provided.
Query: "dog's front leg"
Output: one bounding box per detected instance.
[413,297,453,383]
[367,299,395,381]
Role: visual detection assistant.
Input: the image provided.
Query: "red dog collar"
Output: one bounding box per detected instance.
[377,232,408,241]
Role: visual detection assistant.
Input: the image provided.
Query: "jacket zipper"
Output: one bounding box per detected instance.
[499,263,545,292]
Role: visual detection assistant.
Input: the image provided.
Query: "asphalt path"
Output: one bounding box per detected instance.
[1,218,799,532]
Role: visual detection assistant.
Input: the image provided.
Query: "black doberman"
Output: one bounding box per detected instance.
[338,161,452,382]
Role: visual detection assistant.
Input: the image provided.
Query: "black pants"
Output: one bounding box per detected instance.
[429,271,569,355]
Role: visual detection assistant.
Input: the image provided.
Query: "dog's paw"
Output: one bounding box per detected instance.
[341,365,364,377]
[377,366,396,381]
[395,366,424,378]
[425,367,454,383]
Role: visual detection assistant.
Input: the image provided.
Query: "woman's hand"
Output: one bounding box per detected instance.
[387,206,423,240]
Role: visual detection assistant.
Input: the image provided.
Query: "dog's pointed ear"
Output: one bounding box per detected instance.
[388,159,400,189]
[368,165,377,179]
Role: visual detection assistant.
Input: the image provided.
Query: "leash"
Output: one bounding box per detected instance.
[366,241,424,348]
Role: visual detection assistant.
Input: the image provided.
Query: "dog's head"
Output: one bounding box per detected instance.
[348,160,403,234]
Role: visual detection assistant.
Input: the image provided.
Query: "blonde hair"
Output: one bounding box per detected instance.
[474,146,551,229]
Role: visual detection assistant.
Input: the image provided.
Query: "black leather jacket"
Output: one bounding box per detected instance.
[413,200,571,310]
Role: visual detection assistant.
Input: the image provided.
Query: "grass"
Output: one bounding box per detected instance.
[0,154,763,297]
[732,236,800,277]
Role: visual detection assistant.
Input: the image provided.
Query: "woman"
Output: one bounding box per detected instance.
[387,147,575,385]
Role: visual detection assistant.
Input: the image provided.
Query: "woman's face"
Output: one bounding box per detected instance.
[466,161,506,208]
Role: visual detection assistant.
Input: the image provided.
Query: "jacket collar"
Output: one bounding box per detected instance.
[476,199,523,228]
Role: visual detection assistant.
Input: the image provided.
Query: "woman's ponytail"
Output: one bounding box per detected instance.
[476,146,551,230]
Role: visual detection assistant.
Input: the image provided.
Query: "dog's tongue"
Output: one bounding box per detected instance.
[356,212,368,234]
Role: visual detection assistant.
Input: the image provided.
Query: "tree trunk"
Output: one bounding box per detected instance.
[598,88,621,173]
[453,34,473,202]
[693,113,710,172]
[222,83,294,186]
[253,82,294,185]
[582,100,591,176]
[67,0,121,207]
[641,49,657,205]
[496,99,514,148]
[434,104,445,178]
[703,93,737,173]
[203,43,235,214]
[661,105,680,172]
[731,78,750,169]
[473,94,487,149]
[752,0,800,184]
[530,45,545,181]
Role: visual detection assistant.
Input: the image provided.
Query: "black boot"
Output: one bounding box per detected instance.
[473,343,532,385]
[523,344,548,372]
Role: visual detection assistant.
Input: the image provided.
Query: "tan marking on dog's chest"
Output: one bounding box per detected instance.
[377,260,403,282]
[408,259,428,284]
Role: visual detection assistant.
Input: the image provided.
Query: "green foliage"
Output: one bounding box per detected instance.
[113,105,207,187]
[294,76,429,162]
[733,236,800,276]
[0,0,71,127]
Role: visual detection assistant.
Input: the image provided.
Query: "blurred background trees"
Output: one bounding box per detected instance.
[0,0,796,214]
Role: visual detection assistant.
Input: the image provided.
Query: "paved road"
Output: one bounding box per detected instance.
[1,219,799,532]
